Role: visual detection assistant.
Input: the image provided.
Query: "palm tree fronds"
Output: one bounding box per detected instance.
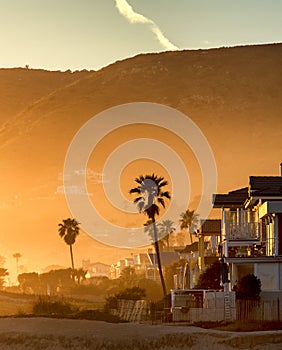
[157,197,165,208]
[129,187,141,194]
[137,201,145,213]
[160,191,171,200]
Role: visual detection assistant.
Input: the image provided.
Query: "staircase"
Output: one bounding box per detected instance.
[224,290,231,321]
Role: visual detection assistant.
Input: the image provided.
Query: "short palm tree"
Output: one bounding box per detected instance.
[58,218,80,270]
[179,209,199,244]
[13,253,22,273]
[73,268,87,285]
[158,219,175,248]
[129,174,171,297]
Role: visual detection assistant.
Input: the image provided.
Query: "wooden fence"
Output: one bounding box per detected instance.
[236,299,281,321]
[112,298,282,323]
[111,299,170,322]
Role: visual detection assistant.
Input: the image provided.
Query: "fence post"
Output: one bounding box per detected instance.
[278,298,280,321]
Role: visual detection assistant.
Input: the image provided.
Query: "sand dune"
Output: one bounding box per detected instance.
[0,317,281,349]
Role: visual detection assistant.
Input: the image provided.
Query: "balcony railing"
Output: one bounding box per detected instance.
[226,222,260,240]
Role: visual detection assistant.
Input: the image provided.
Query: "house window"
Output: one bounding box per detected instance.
[236,264,254,282]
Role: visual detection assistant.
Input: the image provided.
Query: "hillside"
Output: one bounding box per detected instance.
[0,68,92,123]
[0,43,281,271]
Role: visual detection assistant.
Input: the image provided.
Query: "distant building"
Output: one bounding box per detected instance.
[82,260,110,278]
[197,219,221,271]
[110,254,150,279]
[146,251,180,280]
[133,253,151,274]
[173,220,221,289]
[110,259,126,279]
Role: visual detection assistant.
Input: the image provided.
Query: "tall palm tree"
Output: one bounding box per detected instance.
[179,209,199,244]
[58,218,80,270]
[144,219,166,251]
[129,174,171,297]
[158,219,175,249]
[13,253,22,273]
[144,219,155,240]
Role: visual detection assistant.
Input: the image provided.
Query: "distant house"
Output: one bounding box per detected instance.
[82,260,111,278]
[124,257,134,267]
[110,251,181,280]
[110,259,125,279]
[175,219,221,288]
[213,163,282,300]
[146,251,180,280]
[198,219,221,270]
[133,253,151,274]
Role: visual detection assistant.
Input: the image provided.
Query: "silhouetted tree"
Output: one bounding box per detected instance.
[158,219,175,248]
[0,255,6,267]
[144,219,166,251]
[118,266,140,289]
[0,268,8,289]
[165,259,187,291]
[179,209,199,244]
[58,218,80,269]
[195,261,222,290]
[130,174,171,297]
[104,286,146,311]
[234,274,261,301]
[116,286,146,300]
[71,268,87,285]
[13,253,22,273]
[119,266,135,280]
[144,219,155,239]
[41,268,75,295]
[18,272,40,294]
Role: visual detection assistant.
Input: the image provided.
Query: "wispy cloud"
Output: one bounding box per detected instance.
[115,0,179,51]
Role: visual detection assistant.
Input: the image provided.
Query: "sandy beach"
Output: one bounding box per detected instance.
[0,317,281,349]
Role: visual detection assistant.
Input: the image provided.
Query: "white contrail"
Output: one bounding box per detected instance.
[115,0,179,51]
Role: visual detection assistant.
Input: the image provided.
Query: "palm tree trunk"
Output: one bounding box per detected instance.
[69,244,74,270]
[190,231,193,245]
[166,234,170,248]
[152,218,167,297]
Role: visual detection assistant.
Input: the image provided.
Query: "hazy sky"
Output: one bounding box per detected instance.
[0,0,281,71]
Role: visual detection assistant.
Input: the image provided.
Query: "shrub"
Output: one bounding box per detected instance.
[115,286,146,300]
[233,274,261,300]
[32,296,75,316]
[104,286,146,312]
[74,309,125,323]
[195,261,222,289]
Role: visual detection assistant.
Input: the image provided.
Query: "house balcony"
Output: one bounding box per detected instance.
[225,222,260,241]
[227,241,267,258]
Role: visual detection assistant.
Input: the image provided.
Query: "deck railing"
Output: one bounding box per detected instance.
[226,222,260,240]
